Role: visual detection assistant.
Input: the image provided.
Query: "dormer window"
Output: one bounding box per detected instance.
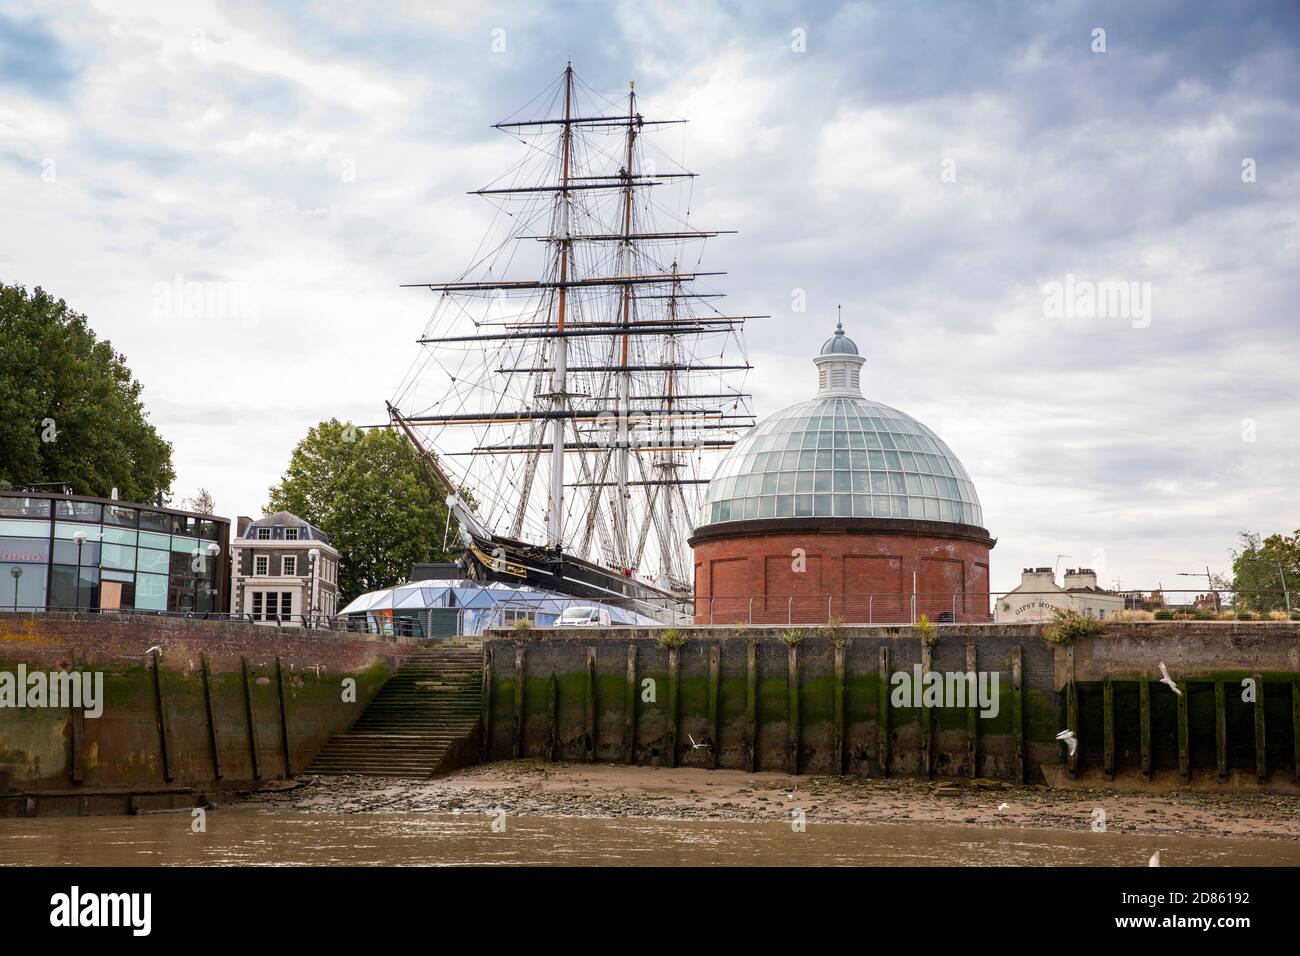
[284,528,299,540]
[257,527,271,540]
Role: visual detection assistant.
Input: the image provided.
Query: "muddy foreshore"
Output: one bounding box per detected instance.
[239,760,1300,841]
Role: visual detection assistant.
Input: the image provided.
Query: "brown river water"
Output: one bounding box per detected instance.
[2,809,1299,866]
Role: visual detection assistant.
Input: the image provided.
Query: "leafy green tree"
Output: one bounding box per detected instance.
[266,419,454,603]
[1228,530,1300,613]
[0,283,175,502]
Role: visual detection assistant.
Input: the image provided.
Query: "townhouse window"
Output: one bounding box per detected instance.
[252,592,263,620]
[281,592,293,619]
[284,528,299,540]
[282,555,296,576]
[265,592,279,619]
[257,527,271,540]
[254,555,269,576]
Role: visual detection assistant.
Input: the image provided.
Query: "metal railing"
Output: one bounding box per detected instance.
[0,604,356,633]
[4,587,1295,636]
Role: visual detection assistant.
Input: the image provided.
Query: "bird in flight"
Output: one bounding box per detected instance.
[145,645,162,656]
[1157,661,1182,696]
[1056,729,1077,756]
[687,734,710,750]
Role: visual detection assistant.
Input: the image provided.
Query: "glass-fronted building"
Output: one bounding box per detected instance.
[0,491,231,614]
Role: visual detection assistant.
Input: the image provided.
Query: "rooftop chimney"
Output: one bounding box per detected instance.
[1064,568,1098,589]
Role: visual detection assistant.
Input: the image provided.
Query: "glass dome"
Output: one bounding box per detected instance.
[698,396,984,529]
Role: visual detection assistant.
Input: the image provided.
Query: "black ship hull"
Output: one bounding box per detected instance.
[458,532,688,621]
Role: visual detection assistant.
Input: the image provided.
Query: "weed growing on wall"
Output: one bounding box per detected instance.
[658,628,685,650]
[1043,608,1103,644]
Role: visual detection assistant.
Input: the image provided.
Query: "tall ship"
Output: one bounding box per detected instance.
[388,64,758,621]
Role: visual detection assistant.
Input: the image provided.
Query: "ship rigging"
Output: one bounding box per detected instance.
[389,64,757,618]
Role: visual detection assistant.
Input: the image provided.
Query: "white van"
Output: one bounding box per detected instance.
[555,605,610,627]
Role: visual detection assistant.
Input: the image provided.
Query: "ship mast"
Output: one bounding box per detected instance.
[549,62,575,549]
[391,64,759,592]
[613,80,638,569]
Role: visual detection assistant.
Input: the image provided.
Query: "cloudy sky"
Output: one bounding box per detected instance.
[2,0,1297,595]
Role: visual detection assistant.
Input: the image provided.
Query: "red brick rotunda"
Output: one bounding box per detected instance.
[689,319,994,625]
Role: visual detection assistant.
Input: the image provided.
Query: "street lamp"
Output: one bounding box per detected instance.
[10,566,22,610]
[1177,566,1217,611]
[206,543,221,615]
[72,530,87,611]
[308,547,320,628]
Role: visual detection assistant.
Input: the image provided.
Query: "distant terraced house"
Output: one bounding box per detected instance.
[231,512,339,625]
[994,567,1124,623]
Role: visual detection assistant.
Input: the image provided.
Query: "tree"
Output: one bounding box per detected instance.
[266,419,455,604]
[0,283,175,502]
[182,488,216,515]
[1228,530,1300,613]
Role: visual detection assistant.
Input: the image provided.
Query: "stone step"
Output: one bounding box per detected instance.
[306,645,484,777]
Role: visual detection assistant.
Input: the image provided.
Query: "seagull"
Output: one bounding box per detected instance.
[687,734,710,750]
[1158,662,1182,696]
[145,645,162,656]
[997,802,1010,811]
[1056,729,1078,757]
[1148,850,1161,867]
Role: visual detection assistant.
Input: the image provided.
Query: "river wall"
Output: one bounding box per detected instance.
[481,622,1300,791]
[0,612,412,812]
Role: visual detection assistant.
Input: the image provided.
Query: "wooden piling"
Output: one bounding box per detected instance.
[546,671,558,762]
[877,645,890,777]
[1293,679,1300,785]
[480,648,493,762]
[1011,646,1024,784]
[275,656,292,778]
[623,645,637,764]
[666,648,680,768]
[1102,679,1115,780]
[201,652,222,780]
[152,650,173,783]
[1254,674,1266,784]
[920,642,932,779]
[241,656,260,781]
[512,645,525,759]
[744,641,757,773]
[833,642,846,776]
[1177,680,1190,783]
[1066,647,1079,778]
[707,646,720,770]
[965,642,978,778]
[69,650,84,785]
[787,644,800,775]
[585,647,597,762]
[1139,678,1151,782]
[1214,681,1227,782]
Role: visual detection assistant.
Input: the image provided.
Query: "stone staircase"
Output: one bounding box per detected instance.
[307,641,483,778]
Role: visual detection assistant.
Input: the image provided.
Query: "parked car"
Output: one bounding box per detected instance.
[554,605,610,627]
